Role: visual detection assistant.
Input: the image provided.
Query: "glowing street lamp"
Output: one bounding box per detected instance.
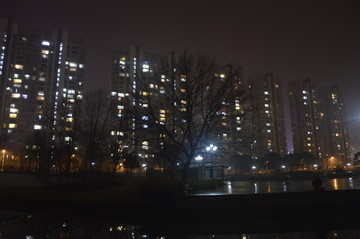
[206,144,217,183]
[329,156,335,168]
[195,155,203,161]
[1,149,6,172]
[195,155,204,179]
[206,144,218,152]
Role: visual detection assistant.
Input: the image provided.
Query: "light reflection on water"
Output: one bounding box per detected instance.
[194,177,360,195]
[2,214,360,239]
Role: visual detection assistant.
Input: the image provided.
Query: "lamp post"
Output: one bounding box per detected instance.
[1,150,5,172]
[195,155,204,179]
[329,156,335,169]
[206,144,217,185]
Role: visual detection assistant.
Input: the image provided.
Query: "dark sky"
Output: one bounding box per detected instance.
[1,0,360,141]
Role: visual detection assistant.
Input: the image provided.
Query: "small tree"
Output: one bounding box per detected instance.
[227,154,253,174]
[123,153,140,175]
[260,152,282,171]
[80,90,112,173]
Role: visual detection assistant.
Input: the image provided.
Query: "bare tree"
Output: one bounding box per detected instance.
[136,52,244,183]
[52,98,82,174]
[80,90,112,173]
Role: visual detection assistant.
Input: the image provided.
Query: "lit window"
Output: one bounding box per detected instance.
[70,62,77,67]
[9,123,17,128]
[9,113,17,118]
[34,125,42,130]
[41,50,49,55]
[70,68,77,72]
[10,108,18,113]
[264,91,269,95]
[42,41,50,46]
[142,64,149,72]
[14,64,23,70]
[12,93,20,98]
[181,88,186,93]
[13,79,22,83]
[264,104,269,107]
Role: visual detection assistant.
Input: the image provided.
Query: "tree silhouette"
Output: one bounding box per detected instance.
[123,153,140,175]
[260,152,282,170]
[134,52,245,183]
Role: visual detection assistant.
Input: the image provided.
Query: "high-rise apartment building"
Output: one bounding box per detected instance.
[110,45,168,161]
[248,73,287,158]
[288,79,324,159]
[0,18,85,154]
[110,46,247,172]
[318,85,350,163]
[289,80,350,164]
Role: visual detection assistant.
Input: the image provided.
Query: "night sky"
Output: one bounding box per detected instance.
[1,0,360,143]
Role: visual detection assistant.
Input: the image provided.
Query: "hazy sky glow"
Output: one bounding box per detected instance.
[1,0,360,140]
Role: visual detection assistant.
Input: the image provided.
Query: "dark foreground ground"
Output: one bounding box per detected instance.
[1,173,360,236]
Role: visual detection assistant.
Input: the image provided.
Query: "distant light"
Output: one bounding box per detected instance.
[195,155,203,161]
[41,40,50,46]
[313,164,318,168]
[347,163,351,166]
[281,165,286,169]
[91,162,95,166]
[142,163,147,167]
[252,166,256,170]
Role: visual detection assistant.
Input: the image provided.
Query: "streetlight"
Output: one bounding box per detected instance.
[206,144,217,183]
[1,149,5,172]
[195,155,204,179]
[329,157,335,169]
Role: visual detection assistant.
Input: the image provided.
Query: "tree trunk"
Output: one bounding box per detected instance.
[182,159,191,184]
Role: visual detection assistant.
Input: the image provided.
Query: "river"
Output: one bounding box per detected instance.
[2,177,360,238]
[192,177,360,195]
